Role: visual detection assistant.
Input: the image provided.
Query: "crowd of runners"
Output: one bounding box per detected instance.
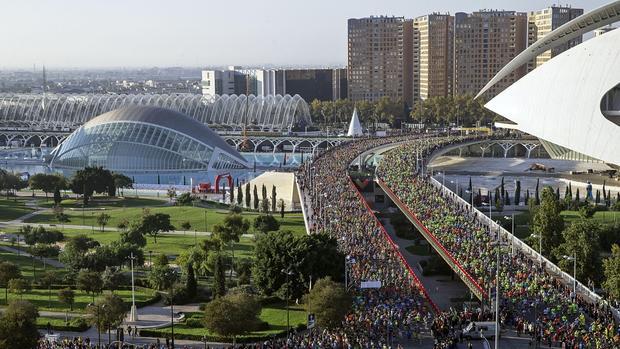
[377,140,620,348]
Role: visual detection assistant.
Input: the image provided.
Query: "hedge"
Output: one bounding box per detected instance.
[139,324,307,343]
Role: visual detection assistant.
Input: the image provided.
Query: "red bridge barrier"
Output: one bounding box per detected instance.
[376,177,487,301]
[348,177,441,314]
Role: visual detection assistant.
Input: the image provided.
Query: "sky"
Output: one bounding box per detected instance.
[0,0,611,69]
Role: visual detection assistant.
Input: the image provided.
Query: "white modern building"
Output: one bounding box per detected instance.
[478,1,620,166]
[201,66,284,97]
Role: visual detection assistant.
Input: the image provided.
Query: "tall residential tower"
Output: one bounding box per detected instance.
[454,10,528,98]
[347,16,413,105]
[412,14,454,102]
[527,6,584,71]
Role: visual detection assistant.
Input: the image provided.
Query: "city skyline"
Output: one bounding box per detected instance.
[1,0,610,69]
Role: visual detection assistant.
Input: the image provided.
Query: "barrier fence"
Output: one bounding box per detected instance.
[376,177,487,301]
[348,177,441,314]
[429,176,620,323]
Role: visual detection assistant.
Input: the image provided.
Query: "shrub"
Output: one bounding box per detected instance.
[185,318,203,328]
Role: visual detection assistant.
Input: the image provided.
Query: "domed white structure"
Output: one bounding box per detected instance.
[48,106,249,171]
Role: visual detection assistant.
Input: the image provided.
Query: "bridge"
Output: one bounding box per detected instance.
[0,128,350,155]
[440,138,542,159]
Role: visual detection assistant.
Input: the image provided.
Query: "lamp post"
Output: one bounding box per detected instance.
[450,180,459,196]
[88,303,106,348]
[563,254,577,300]
[504,214,515,256]
[344,256,356,290]
[530,234,542,267]
[148,250,153,270]
[204,208,207,233]
[281,268,294,338]
[128,252,138,322]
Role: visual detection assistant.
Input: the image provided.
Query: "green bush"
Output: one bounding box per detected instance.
[139,329,291,343]
[185,318,203,328]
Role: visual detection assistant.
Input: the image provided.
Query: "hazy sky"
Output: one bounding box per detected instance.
[0,0,610,69]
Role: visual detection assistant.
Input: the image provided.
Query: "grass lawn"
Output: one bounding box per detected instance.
[26,206,306,236]
[37,196,166,209]
[0,198,33,221]
[0,288,157,313]
[0,250,59,280]
[149,301,306,339]
[50,230,256,260]
[405,244,431,256]
[561,210,620,226]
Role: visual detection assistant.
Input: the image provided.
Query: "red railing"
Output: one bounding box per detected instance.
[348,177,441,313]
[376,177,487,300]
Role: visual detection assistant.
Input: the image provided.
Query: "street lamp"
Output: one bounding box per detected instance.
[530,234,542,267]
[163,269,179,348]
[465,189,474,207]
[204,208,208,233]
[344,256,357,290]
[450,180,459,197]
[128,252,138,322]
[87,303,106,348]
[281,268,294,338]
[504,214,515,256]
[563,254,577,300]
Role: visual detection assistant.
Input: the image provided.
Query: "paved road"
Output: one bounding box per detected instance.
[0,244,65,268]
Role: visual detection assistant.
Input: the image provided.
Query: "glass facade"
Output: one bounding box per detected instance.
[49,117,247,172]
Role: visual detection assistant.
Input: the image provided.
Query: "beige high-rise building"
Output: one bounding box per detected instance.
[454,11,528,99]
[527,6,584,71]
[348,16,413,106]
[412,14,454,102]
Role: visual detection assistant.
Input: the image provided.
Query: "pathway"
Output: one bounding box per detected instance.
[379,215,472,310]
[0,244,65,268]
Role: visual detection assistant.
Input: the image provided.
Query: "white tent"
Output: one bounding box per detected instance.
[347,108,363,137]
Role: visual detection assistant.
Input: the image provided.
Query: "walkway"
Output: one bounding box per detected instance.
[379,215,472,310]
[0,244,65,268]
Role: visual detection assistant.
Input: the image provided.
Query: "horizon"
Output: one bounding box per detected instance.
[0,0,612,70]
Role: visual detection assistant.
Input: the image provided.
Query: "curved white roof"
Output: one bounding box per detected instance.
[477,1,620,99]
[485,29,620,165]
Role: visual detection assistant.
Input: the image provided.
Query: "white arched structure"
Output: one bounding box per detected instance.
[485,28,620,165]
[477,1,620,99]
[481,1,620,166]
[0,93,312,133]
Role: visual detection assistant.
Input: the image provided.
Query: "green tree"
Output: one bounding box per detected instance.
[0,300,39,349]
[514,180,521,206]
[148,264,178,291]
[535,178,540,205]
[77,270,103,302]
[59,235,100,271]
[531,187,564,258]
[112,173,133,196]
[58,288,75,312]
[203,292,261,340]
[181,221,191,235]
[235,259,252,285]
[101,267,126,292]
[245,183,251,208]
[253,185,259,210]
[29,173,67,200]
[87,293,127,343]
[136,213,175,243]
[554,219,602,283]
[8,278,30,300]
[177,192,193,206]
[0,262,21,304]
[96,213,110,232]
[213,214,249,278]
[39,271,58,308]
[603,244,620,300]
[185,262,197,299]
[253,214,280,234]
[211,252,226,298]
[237,185,243,206]
[271,186,277,212]
[53,187,62,205]
[120,225,147,247]
[278,199,286,218]
[70,167,115,205]
[260,198,270,213]
[306,277,351,329]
